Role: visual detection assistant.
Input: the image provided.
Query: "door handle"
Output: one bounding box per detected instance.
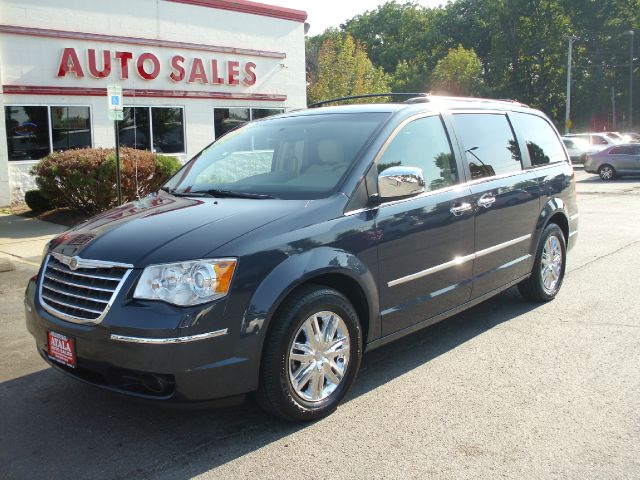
[477,194,496,209]
[450,202,473,216]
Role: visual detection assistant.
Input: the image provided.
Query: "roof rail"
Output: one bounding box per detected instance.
[308,93,427,108]
[405,94,529,107]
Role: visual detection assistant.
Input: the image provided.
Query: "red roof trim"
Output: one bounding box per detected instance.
[0,24,286,59]
[3,85,287,102]
[165,0,307,22]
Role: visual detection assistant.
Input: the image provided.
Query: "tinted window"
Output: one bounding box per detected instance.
[152,107,184,153]
[51,106,91,151]
[592,135,609,145]
[377,115,458,191]
[510,112,566,166]
[215,108,250,139]
[452,113,521,179]
[167,113,389,200]
[609,145,637,155]
[119,107,150,150]
[563,139,575,148]
[4,106,50,160]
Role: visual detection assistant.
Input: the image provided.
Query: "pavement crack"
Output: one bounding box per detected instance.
[568,239,640,274]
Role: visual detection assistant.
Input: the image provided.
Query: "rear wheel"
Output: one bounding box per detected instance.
[518,223,566,302]
[256,285,362,422]
[598,164,616,181]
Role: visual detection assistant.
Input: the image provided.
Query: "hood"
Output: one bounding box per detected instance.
[49,193,304,267]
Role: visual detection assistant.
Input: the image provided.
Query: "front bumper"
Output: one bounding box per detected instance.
[24,277,260,402]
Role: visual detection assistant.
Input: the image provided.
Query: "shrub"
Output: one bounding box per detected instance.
[24,189,52,213]
[32,148,182,214]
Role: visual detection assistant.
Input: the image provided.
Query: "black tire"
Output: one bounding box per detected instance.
[598,164,616,181]
[255,285,363,422]
[518,223,567,302]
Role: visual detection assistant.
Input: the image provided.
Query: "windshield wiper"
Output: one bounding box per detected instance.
[194,189,274,199]
[160,187,213,198]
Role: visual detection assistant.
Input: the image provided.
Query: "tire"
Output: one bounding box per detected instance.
[598,164,616,181]
[518,223,566,302]
[255,285,363,422]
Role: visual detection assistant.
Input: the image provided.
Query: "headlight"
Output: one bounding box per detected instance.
[133,259,237,306]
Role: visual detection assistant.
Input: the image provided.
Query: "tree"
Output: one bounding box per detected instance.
[307,33,389,105]
[431,45,484,96]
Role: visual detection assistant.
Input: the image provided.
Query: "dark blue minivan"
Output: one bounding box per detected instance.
[25,96,578,421]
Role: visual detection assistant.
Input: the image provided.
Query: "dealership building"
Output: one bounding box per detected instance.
[0,0,307,206]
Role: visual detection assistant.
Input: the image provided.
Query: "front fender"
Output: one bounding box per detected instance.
[241,247,380,342]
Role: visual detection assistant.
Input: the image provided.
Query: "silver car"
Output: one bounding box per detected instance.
[584,143,640,180]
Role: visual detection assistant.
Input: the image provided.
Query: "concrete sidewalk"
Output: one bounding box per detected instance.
[0,213,67,268]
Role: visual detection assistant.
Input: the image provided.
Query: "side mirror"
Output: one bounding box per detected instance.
[377,166,425,200]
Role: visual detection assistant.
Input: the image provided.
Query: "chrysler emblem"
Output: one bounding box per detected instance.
[69,256,79,270]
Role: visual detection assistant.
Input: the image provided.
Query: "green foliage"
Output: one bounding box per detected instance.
[431,45,484,96]
[306,0,640,130]
[307,33,390,105]
[32,148,181,214]
[24,189,52,213]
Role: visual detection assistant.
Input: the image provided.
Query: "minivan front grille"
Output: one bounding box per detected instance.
[39,254,133,324]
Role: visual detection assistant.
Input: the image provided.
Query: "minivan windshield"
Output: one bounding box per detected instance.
[165,112,389,200]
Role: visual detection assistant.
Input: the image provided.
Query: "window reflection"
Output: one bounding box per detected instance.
[376,116,458,191]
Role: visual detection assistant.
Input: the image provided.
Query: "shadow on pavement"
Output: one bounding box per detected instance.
[0,288,539,480]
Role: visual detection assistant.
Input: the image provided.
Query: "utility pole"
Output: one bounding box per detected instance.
[565,36,577,134]
[623,30,634,130]
[612,85,616,130]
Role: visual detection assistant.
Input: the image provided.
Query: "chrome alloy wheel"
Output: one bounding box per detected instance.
[599,165,614,180]
[540,235,563,294]
[288,311,350,403]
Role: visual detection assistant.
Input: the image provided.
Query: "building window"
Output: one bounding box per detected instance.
[214,108,284,139]
[51,106,92,151]
[118,107,185,154]
[152,108,185,154]
[119,107,151,151]
[4,105,92,161]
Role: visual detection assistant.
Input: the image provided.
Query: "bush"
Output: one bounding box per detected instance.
[32,148,182,214]
[24,189,52,213]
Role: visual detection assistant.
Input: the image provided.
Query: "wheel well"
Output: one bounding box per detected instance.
[285,273,370,344]
[548,212,569,244]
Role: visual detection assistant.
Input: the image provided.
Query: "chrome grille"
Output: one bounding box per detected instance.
[39,254,132,324]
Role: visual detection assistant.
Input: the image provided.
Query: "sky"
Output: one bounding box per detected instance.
[270,1,450,36]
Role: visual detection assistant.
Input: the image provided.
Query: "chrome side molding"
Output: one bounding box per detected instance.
[388,234,532,287]
[110,329,229,344]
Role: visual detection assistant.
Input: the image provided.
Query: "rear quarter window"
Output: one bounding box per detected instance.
[509,112,567,167]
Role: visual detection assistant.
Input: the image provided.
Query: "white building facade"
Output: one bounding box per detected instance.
[0,0,307,206]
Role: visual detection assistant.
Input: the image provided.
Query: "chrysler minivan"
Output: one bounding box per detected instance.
[25,95,578,421]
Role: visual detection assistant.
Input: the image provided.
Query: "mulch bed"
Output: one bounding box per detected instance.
[11,204,92,228]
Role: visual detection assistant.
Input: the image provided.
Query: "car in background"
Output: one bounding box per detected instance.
[566,132,621,151]
[605,132,625,142]
[562,136,595,164]
[621,132,640,143]
[584,143,640,180]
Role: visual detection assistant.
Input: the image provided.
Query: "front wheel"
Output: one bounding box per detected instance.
[256,285,363,422]
[518,224,566,302]
[598,164,616,181]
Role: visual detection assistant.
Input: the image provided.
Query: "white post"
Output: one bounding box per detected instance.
[565,37,576,135]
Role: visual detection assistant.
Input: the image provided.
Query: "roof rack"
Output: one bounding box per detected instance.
[308,93,529,109]
[308,93,427,108]
[405,95,529,107]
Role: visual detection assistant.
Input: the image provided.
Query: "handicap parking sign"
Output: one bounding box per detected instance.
[107,85,123,113]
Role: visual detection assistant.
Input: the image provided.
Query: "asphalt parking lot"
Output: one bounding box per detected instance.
[1,168,639,480]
